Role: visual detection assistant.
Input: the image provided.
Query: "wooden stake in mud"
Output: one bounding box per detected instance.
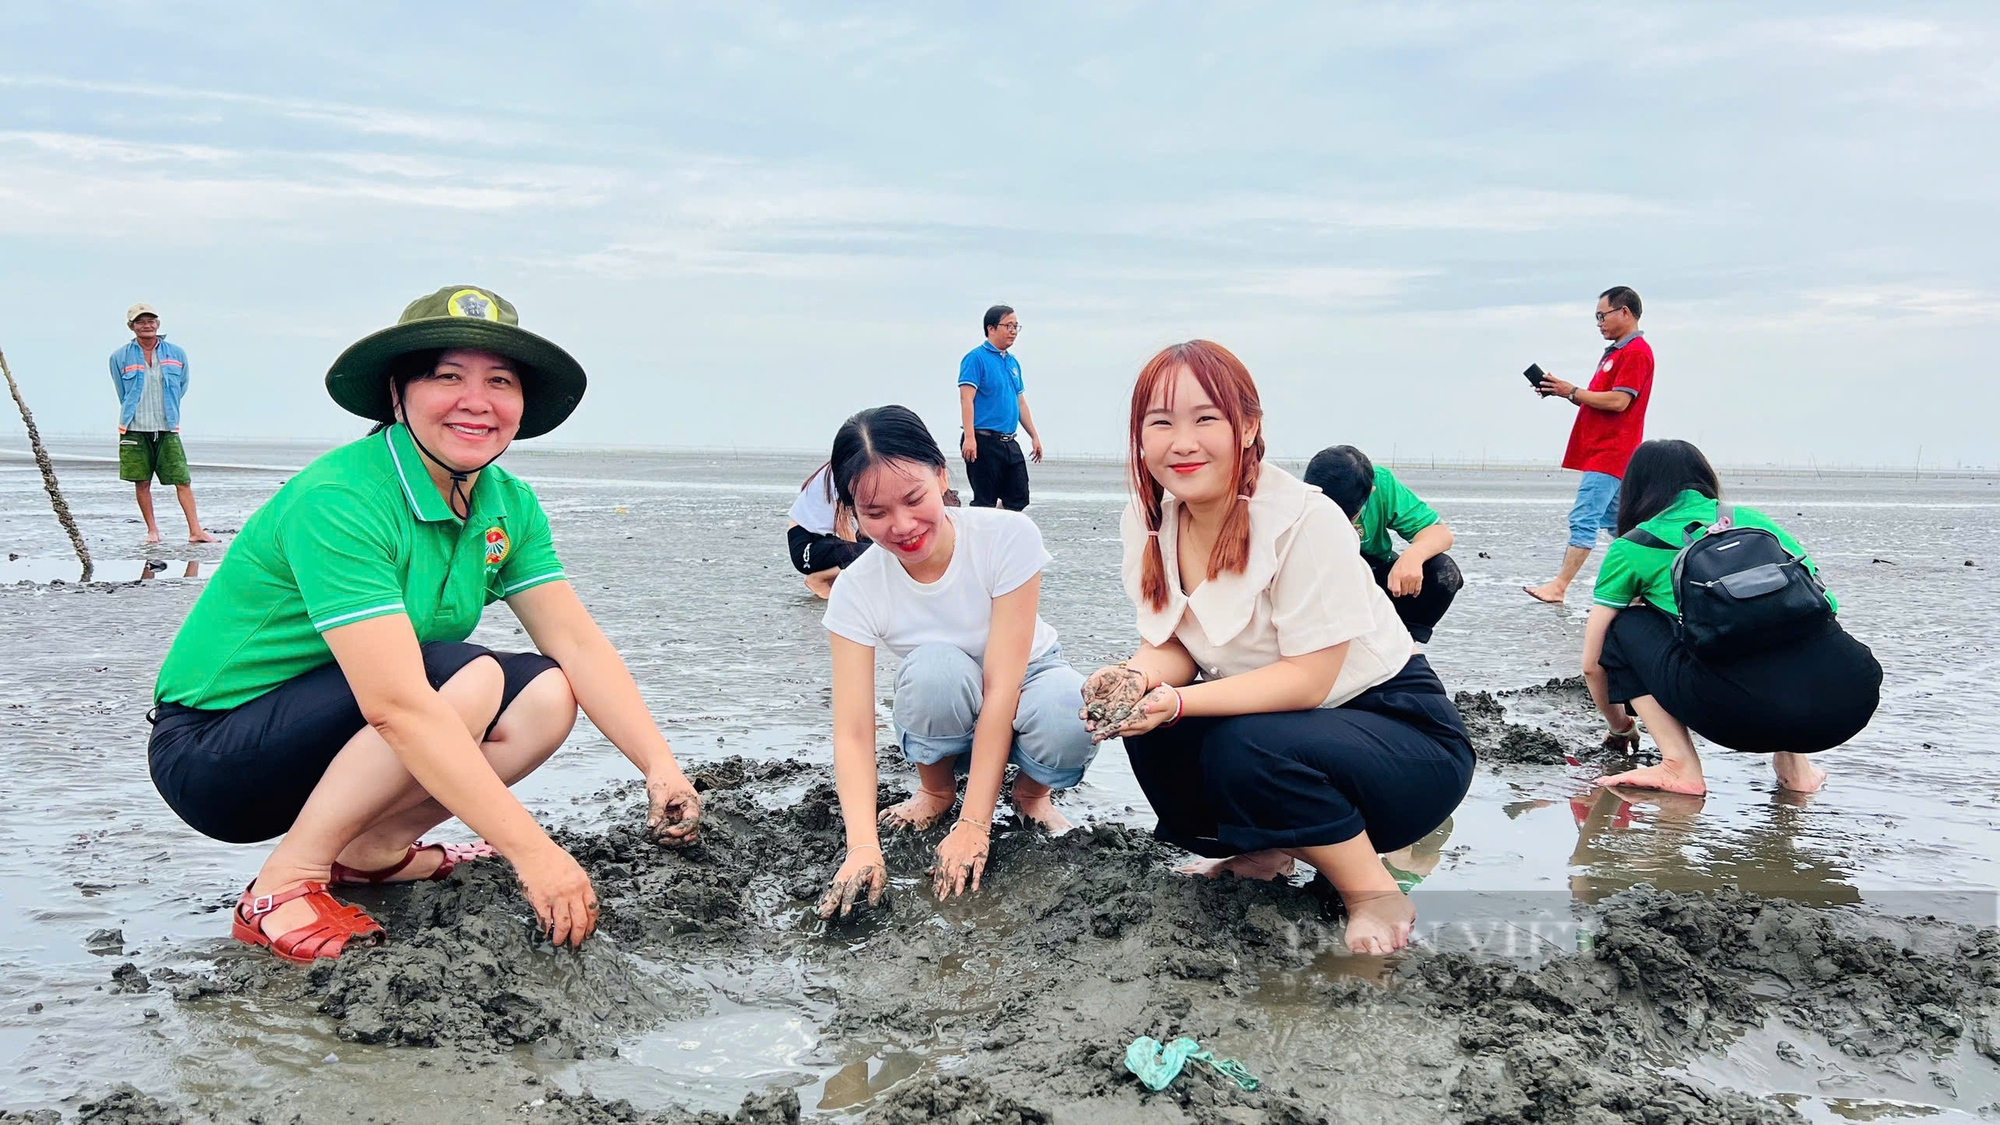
[0,343,93,581]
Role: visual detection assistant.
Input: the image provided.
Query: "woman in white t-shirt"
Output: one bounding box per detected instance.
[787,463,869,599]
[816,406,1095,919]
[1080,341,1474,955]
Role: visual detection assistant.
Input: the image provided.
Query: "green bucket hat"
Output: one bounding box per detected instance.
[325,285,586,440]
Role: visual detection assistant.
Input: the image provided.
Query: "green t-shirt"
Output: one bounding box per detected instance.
[1353,465,1441,563]
[1592,489,1836,617]
[155,424,567,710]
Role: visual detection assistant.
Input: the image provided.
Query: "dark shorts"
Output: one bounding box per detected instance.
[1124,654,1474,857]
[118,430,191,485]
[1598,606,1881,754]
[964,429,1029,510]
[1367,551,1463,644]
[148,641,561,844]
[787,526,871,575]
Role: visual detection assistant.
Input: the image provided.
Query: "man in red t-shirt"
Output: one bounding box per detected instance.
[1525,286,1654,603]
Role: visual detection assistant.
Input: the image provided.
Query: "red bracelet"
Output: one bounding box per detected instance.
[1162,686,1185,727]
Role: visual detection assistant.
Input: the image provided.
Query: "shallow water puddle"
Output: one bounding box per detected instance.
[558,958,835,1113]
[1679,1014,2000,1121]
[0,556,210,584]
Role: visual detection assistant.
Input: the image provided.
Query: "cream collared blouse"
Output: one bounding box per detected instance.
[1119,463,1414,709]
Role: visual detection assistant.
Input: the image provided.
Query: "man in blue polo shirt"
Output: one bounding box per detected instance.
[956,304,1043,510]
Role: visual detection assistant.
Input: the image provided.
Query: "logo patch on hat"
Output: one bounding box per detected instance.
[449,289,499,321]
[484,526,511,566]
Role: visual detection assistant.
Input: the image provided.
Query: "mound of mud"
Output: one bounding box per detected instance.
[149,754,2000,1123]
[1455,675,1654,769]
[1454,690,1571,765]
[518,1086,800,1125]
[197,861,702,1052]
[0,1085,182,1125]
[1401,885,2000,1123]
[862,1076,1048,1124]
[186,758,851,1053]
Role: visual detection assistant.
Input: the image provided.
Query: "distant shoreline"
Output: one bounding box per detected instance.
[3,441,1993,481]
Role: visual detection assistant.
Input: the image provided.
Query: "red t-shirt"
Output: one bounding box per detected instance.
[1562,334,1654,477]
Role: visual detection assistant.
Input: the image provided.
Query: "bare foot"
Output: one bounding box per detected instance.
[880,787,956,830]
[189,529,219,544]
[1596,759,1707,796]
[143,530,162,545]
[1342,889,1417,955]
[1177,850,1296,880]
[1772,752,1826,794]
[1010,780,1072,834]
[1523,582,1567,604]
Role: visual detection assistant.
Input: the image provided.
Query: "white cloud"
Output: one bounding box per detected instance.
[1790,285,2000,327]
[0,131,235,163]
[1226,267,1431,305]
[0,75,530,144]
[1126,190,1670,235]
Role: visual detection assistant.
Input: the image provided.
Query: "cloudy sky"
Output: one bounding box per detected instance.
[1,2,1994,467]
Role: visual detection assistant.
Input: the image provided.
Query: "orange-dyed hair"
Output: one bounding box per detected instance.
[1128,340,1267,612]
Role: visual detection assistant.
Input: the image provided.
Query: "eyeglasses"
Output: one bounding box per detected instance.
[998,321,1021,331]
[1594,309,1622,323]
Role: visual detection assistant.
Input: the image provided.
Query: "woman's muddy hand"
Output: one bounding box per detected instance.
[516,844,599,949]
[1108,686,1178,741]
[931,820,990,899]
[817,845,888,920]
[1080,664,1148,743]
[646,769,702,847]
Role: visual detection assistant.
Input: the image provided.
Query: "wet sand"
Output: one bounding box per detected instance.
[2,445,1998,1122]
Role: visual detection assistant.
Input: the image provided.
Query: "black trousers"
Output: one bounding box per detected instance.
[1367,551,1462,644]
[964,429,1030,510]
[787,525,871,574]
[1598,606,1882,755]
[1124,655,1474,857]
[149,642,561,844]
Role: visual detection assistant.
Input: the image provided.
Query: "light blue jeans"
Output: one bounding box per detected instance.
[892,643,1097,789]
[1568,471,1623,549]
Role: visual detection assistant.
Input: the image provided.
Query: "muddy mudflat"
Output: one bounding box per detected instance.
[2,446,1998,1122]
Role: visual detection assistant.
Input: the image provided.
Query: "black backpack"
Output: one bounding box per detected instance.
[1621,501,1833,660]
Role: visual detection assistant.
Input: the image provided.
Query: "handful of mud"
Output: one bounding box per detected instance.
[1081,665,1148,742]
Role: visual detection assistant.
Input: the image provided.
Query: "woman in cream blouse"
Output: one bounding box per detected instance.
[1080,341,1475,954]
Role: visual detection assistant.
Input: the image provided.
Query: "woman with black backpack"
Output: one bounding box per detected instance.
[1583,440,1882,796]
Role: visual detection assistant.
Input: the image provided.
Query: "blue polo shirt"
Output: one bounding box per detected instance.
[958,342,1023,434]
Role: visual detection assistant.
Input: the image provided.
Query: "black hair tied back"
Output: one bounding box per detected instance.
[829,405,947,509]
[1615,439,1720,537]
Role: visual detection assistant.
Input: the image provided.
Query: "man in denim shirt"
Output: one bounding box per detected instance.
[111,303,215,544]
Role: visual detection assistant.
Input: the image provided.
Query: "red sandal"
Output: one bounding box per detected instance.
[231,882,385,964]
[329,840,497,886]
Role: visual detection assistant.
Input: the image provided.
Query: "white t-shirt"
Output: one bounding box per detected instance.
[1120,463,1413,708]
[823,507,1060,663]
[788,466,840,534]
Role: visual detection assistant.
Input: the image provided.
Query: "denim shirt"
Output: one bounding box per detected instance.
[110,339,189,429]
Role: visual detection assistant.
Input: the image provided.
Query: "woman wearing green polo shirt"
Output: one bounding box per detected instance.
[148,286,702,963]
[1583,440,1882,797]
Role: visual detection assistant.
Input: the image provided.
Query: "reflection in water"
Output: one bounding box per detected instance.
[138,560,202,582]
[1565,787,1860,908]
[1383,817,1452,893]
[0,557,205,583]
[817,1051,925,1111]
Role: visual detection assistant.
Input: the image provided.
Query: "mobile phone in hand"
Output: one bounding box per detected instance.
[1523,363,1547,394]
